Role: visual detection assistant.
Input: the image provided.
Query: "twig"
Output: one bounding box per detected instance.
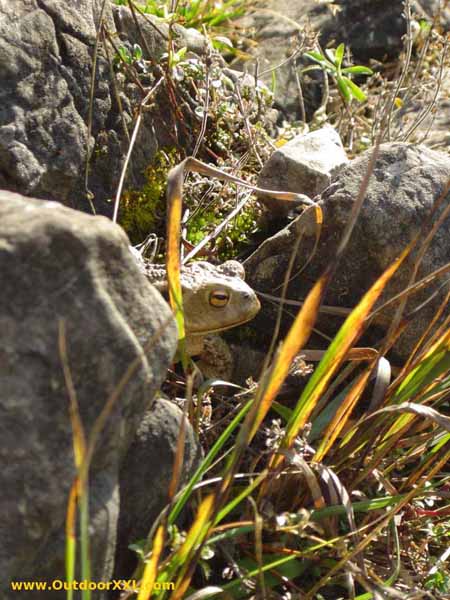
[402,37,448,141]
[84,0,109,215]
[112,77,165,223]
[102,24,130,144]
[383,0,414,141]
[257,43,304,78]
[127,0,154,62]
[190,29,212,161]
[127,0,169,41]
[294,66,306,123]
[234,83,263,167]
[256,292,352,317]
[183,190,253,263]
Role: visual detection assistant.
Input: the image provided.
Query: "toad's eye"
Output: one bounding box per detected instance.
[209,290,230,307]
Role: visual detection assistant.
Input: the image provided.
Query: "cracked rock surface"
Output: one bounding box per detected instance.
[0,190,178,598]
[0,1,206,214]
[245,143,450,361]
[0,1,115,210]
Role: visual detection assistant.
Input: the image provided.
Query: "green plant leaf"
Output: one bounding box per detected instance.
[223,554,309,596]
[304,51,326,64]
[335,43,345,67]
[337,75,352,102]
[212,35,234,49]
[117,45,132,64]
[325,47,336,65]
[271,400,292,422]
[342,76,367,101]
[341,65,373,75]
[270,69,277,94]
[394,332,450,404]
[171,46,188,67]
[304,52,337,74]
[419,18,432,34]
[300,65,325,74]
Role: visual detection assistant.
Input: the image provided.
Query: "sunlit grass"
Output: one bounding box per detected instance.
[123,158,450,598]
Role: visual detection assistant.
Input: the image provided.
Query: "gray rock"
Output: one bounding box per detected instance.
[235,0,447,122]
[334,0,450,62]
[257,126,348,216]
[0,1,209,214]
[235,0,331,120]
[245,143,450,361]
[0,191,177,598]
[331,0,406,62]
[0,1,115,211]
[114,398,203,580]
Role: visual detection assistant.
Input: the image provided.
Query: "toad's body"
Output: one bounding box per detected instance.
[134,255,260,370]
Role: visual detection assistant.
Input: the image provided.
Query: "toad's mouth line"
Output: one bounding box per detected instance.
[186,313,260,336]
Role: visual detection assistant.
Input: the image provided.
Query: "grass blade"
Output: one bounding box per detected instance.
[249,271,329,439]
[168,399,252,524]
[280,245,411,461]
[166,160,188,368]
[59,322,90,599]
[171,495,216,600]
[137,523,166,600]
[314,367,373,461]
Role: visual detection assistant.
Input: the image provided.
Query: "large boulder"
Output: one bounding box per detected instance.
[0,1,207,214]
[0,1,113,211]
[0,191,177,598]
[245,143,450,361]
[114,398,203,581]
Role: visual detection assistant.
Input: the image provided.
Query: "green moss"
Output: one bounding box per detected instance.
[186,197,261,261]
[119,149,179,244]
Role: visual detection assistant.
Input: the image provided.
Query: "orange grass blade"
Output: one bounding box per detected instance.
[393,328,450,404]
[65,481,79,600]
[59,321,89,597]
[171,494,216,600]
[137,523,166,600]
[59,321,86,470]
[279,245,412,461]
[166,161,187,364]
[314,368,373,462]
[249,272,329,440]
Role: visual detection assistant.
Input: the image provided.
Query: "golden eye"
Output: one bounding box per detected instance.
[209,290,230,307]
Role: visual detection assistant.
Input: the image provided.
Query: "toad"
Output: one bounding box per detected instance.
[134,254,261,378]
